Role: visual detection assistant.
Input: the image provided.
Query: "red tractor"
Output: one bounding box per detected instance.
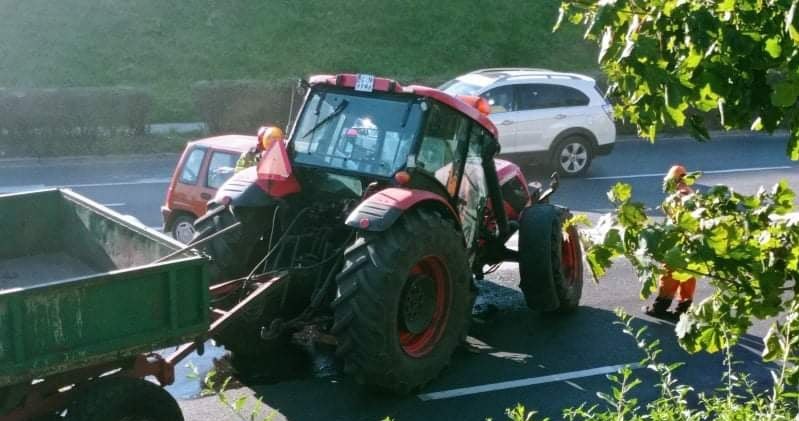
[193,74,584,393]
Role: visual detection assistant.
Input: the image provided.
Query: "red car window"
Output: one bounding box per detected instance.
[206,151,239,189]
[179,148,206,185]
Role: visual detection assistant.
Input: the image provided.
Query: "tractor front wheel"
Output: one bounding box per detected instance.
[332,209,473,393]
[518,204,584,313]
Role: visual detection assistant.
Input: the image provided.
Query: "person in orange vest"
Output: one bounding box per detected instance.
[235,126,284,172]
[644,164,697,320]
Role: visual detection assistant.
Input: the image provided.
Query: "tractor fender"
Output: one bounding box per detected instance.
[345,188,460,232]
[213,167,276,208]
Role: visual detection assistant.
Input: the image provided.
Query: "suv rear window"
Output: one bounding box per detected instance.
[179,147,205,184]
[515,84,590,110]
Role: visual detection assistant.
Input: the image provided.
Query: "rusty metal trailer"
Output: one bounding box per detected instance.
[0,189,276,421]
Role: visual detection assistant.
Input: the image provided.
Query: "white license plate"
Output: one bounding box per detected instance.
[354,74,375,92]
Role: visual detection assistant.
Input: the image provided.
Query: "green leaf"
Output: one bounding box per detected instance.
[763,323,782,361]
[718,0,736,12]
[789,129,799,161]
[233,396,247,412]
[619,202,648,227]
[765,37,783,58]
[587,246,614,278]
[678,212,699,232]
[608,182,632,203]
[770,81,799,107]
[707,225,730,255]
[773,180,796,213]
[671,270,695,281]
[787,2,799,43]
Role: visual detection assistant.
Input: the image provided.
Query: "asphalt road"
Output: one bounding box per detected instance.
[1,132,797,420]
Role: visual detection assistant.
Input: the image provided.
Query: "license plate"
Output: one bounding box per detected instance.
[354,74,375,92]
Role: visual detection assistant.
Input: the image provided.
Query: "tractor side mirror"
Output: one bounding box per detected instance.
[535,173,561,204]
[528,181,543,203]
[548,172,560,192]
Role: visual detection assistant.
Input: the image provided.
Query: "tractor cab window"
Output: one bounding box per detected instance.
[416,102,469,196]
[291,90,423,178]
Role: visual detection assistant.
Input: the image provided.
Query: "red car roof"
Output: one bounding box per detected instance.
[190,135,257,153]
[308,74,499,139]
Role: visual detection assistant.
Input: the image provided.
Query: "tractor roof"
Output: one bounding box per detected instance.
[308,74,499,138]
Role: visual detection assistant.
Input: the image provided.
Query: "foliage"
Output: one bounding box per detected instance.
[557,0,799,160]
[585,176,798,356]
[0,132,192,158]
[507,309,799,420]
[0,87,151,136]
[0,0,597,122]
[188,363,276,421]
[191,80,300,134]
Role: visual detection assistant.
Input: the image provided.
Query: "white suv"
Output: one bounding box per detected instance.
[440,68,616,176]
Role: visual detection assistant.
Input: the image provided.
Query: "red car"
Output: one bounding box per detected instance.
[161,135,256,242]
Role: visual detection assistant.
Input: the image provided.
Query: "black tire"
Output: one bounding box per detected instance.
[193,207,269,283]
[332,209,473,394]
[214,280,307,383]
[518,204,583,313]
[66,377,183,421]
[170,214,196,244]
[551,136,592,177]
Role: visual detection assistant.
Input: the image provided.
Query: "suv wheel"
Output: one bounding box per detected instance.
[552,136,592,177]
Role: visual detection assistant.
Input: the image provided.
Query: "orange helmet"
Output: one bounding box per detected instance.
[257,126,284,151]
[665,164,687,181]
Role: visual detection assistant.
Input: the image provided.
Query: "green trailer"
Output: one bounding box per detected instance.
[0,189,225,421]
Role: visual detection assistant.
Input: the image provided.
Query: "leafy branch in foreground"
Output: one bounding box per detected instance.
[557,0,799,160]
[585,177,798,355]
[186,363,275,421]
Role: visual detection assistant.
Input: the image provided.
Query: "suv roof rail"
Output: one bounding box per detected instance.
[504,72,595,82]
[473,67,553,74]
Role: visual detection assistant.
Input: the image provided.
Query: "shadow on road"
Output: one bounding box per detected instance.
[232,281,773,421]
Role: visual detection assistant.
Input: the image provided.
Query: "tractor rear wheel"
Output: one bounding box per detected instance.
[332,209,473,393]
[518,204,583,313]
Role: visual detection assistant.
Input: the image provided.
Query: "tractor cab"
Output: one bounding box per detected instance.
[281,74,513,249]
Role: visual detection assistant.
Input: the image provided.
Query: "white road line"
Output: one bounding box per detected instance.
[417,363,642,401]
[0,178,171,194]
[101,202,126,207]
[586,165,794,181]
[64,178,171,188]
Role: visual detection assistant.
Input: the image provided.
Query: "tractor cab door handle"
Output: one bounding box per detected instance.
[500,120,514,126]
[200,193,212,200]
[554,114,567,120]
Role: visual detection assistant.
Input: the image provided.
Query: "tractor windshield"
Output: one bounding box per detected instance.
[291,89,424,178]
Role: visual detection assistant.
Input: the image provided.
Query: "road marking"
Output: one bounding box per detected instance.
[64,178,171,188]
[417,363,642,401]
[586,165,794,181]
[0,178,170,194]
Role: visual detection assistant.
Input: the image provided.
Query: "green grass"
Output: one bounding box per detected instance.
[0,0,597,122]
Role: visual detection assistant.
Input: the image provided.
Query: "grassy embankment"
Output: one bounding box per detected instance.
[0,0,597,122]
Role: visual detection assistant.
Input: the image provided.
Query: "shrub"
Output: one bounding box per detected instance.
[0,87,152,137]
[191,80,301,134]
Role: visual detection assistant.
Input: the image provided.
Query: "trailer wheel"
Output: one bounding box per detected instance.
[518,204,583,313]
[66,377,183,421]
[333,209,473,394]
